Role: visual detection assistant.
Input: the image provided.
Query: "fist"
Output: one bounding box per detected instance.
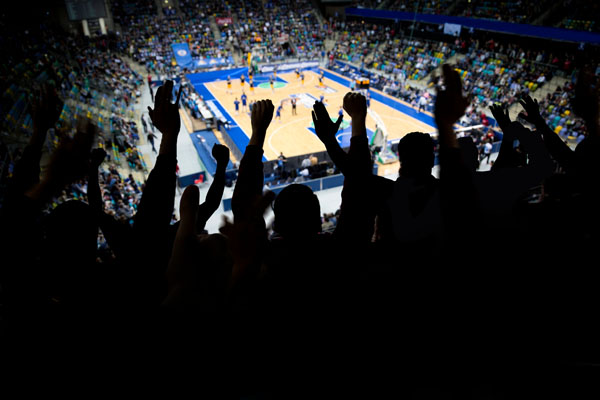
[212,144,230,164]
[343,92,367,120]
[251,99,274,133]
[90,148,107,168]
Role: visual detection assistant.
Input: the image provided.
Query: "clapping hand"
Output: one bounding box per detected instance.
[489,104,511,131]
[435,64,470,127]
[518,95,544,126]
[46,117,97,186]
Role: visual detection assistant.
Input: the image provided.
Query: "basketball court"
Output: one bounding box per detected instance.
[186,67,438,170]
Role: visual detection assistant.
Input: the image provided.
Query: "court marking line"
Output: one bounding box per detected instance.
[205,71,320,96]
[202,73,326,160]
[267,118,314,158]
[322,67,437,121]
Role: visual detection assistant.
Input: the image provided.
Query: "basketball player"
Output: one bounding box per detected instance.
[275,104,282,121]
[234,97,240,115]
[249,79,255,95]
[240,74,245,88]
[241,92,248,111]
[269,76,275,92]
[291,97,297,115]
[226,75,232,94]
[300,72,305,86]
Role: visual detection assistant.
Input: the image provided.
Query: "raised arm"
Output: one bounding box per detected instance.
[10,84,62,195]
[231,99,273,221]
[344,92,372,177]
[435,64,479,239]
[489,103,518,170]
[333,92,391,242]
[164,185,233,311]
[197,144,230,231]
[134,80,182,235]
[311,101,347,173]
[519,95,574,171]
[25,117,96,204]
[131,80,183,304]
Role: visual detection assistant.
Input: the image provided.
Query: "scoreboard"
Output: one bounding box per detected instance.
[64,0,107,21]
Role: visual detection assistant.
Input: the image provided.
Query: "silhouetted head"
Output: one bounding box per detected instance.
[458,136,479,172]
[398,131,435,178]
[273,184,321,239]
[574,136,600,191]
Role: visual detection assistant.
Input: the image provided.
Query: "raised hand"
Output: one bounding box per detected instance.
[26,117,97,202]
[212,143,230,167]
[47,117,97,184]
[147,80,182,136]
[90,148,107,169]
[249,99,274,148]
[31,83,63,146]
[518,95,544,126]
[312,101,342,145]
[435,64,470,128]
[343,92,367,121]
[489,104,511,131]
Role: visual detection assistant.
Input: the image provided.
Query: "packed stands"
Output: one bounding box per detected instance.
[1,3,600,395]
[557,0,600,32]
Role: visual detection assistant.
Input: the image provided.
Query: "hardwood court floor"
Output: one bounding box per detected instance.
[203,69,434,167]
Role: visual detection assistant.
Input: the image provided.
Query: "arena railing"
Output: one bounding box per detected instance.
[221,173,346,212]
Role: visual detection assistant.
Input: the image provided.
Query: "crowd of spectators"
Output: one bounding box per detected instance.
[1,16,149,226]
[3,2,600,392]
[369,37,454,80]
[454,0,554,24]
[455,48,552,109]
[331,20,388,65]
[232,0,326,62]
[263,152,339,187]
[3,65,599,394]
[523,80,589,142]
[388,0,456,14]
[115,11,230,80]
[109,0,157,26]
[557,0,600,32]
[355,0,600,31]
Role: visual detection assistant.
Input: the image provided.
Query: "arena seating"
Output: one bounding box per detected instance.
[1,4,599,394]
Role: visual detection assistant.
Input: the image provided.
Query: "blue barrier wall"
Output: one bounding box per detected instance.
[345,7,600,44]
[189,129,234,175]
[179,171,207,187]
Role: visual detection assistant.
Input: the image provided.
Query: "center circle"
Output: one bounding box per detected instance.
[258,82,286,89]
